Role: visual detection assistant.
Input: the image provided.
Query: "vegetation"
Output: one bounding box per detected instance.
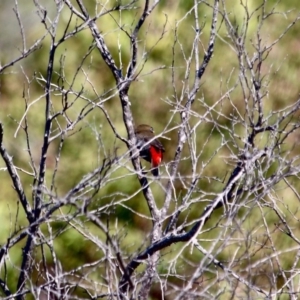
[0,0,300,299]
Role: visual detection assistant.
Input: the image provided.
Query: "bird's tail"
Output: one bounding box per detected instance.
[151,166,160,177]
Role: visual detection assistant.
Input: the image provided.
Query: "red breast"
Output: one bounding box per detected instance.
[149,145,163,167]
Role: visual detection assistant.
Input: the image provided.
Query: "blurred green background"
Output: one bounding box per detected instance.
[1,0,300,298]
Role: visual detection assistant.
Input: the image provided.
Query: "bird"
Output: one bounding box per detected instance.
[135,124,165,177]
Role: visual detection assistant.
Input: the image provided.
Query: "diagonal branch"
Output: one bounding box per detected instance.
[0,123,34,222]
[119,148,266,294]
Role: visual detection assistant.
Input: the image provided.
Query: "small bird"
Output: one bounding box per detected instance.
[135,124,165,177]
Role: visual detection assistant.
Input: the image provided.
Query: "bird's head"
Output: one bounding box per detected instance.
[135,124,154,134]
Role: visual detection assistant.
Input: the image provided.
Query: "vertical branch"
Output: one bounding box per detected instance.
[16,3,64,298]
[126,0,160,79]
[70,0,161,223]
[13,0,26,52]
[163,0,220,220]
[120,0,220,296]
[33,0,66,215]
[126,0,150,79]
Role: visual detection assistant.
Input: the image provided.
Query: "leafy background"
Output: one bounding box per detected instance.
[0,0,300,298]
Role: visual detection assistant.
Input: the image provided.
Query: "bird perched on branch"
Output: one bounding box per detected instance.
[135,124,165,177]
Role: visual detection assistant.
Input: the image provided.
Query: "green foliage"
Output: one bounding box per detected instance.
[1,0,300,298]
